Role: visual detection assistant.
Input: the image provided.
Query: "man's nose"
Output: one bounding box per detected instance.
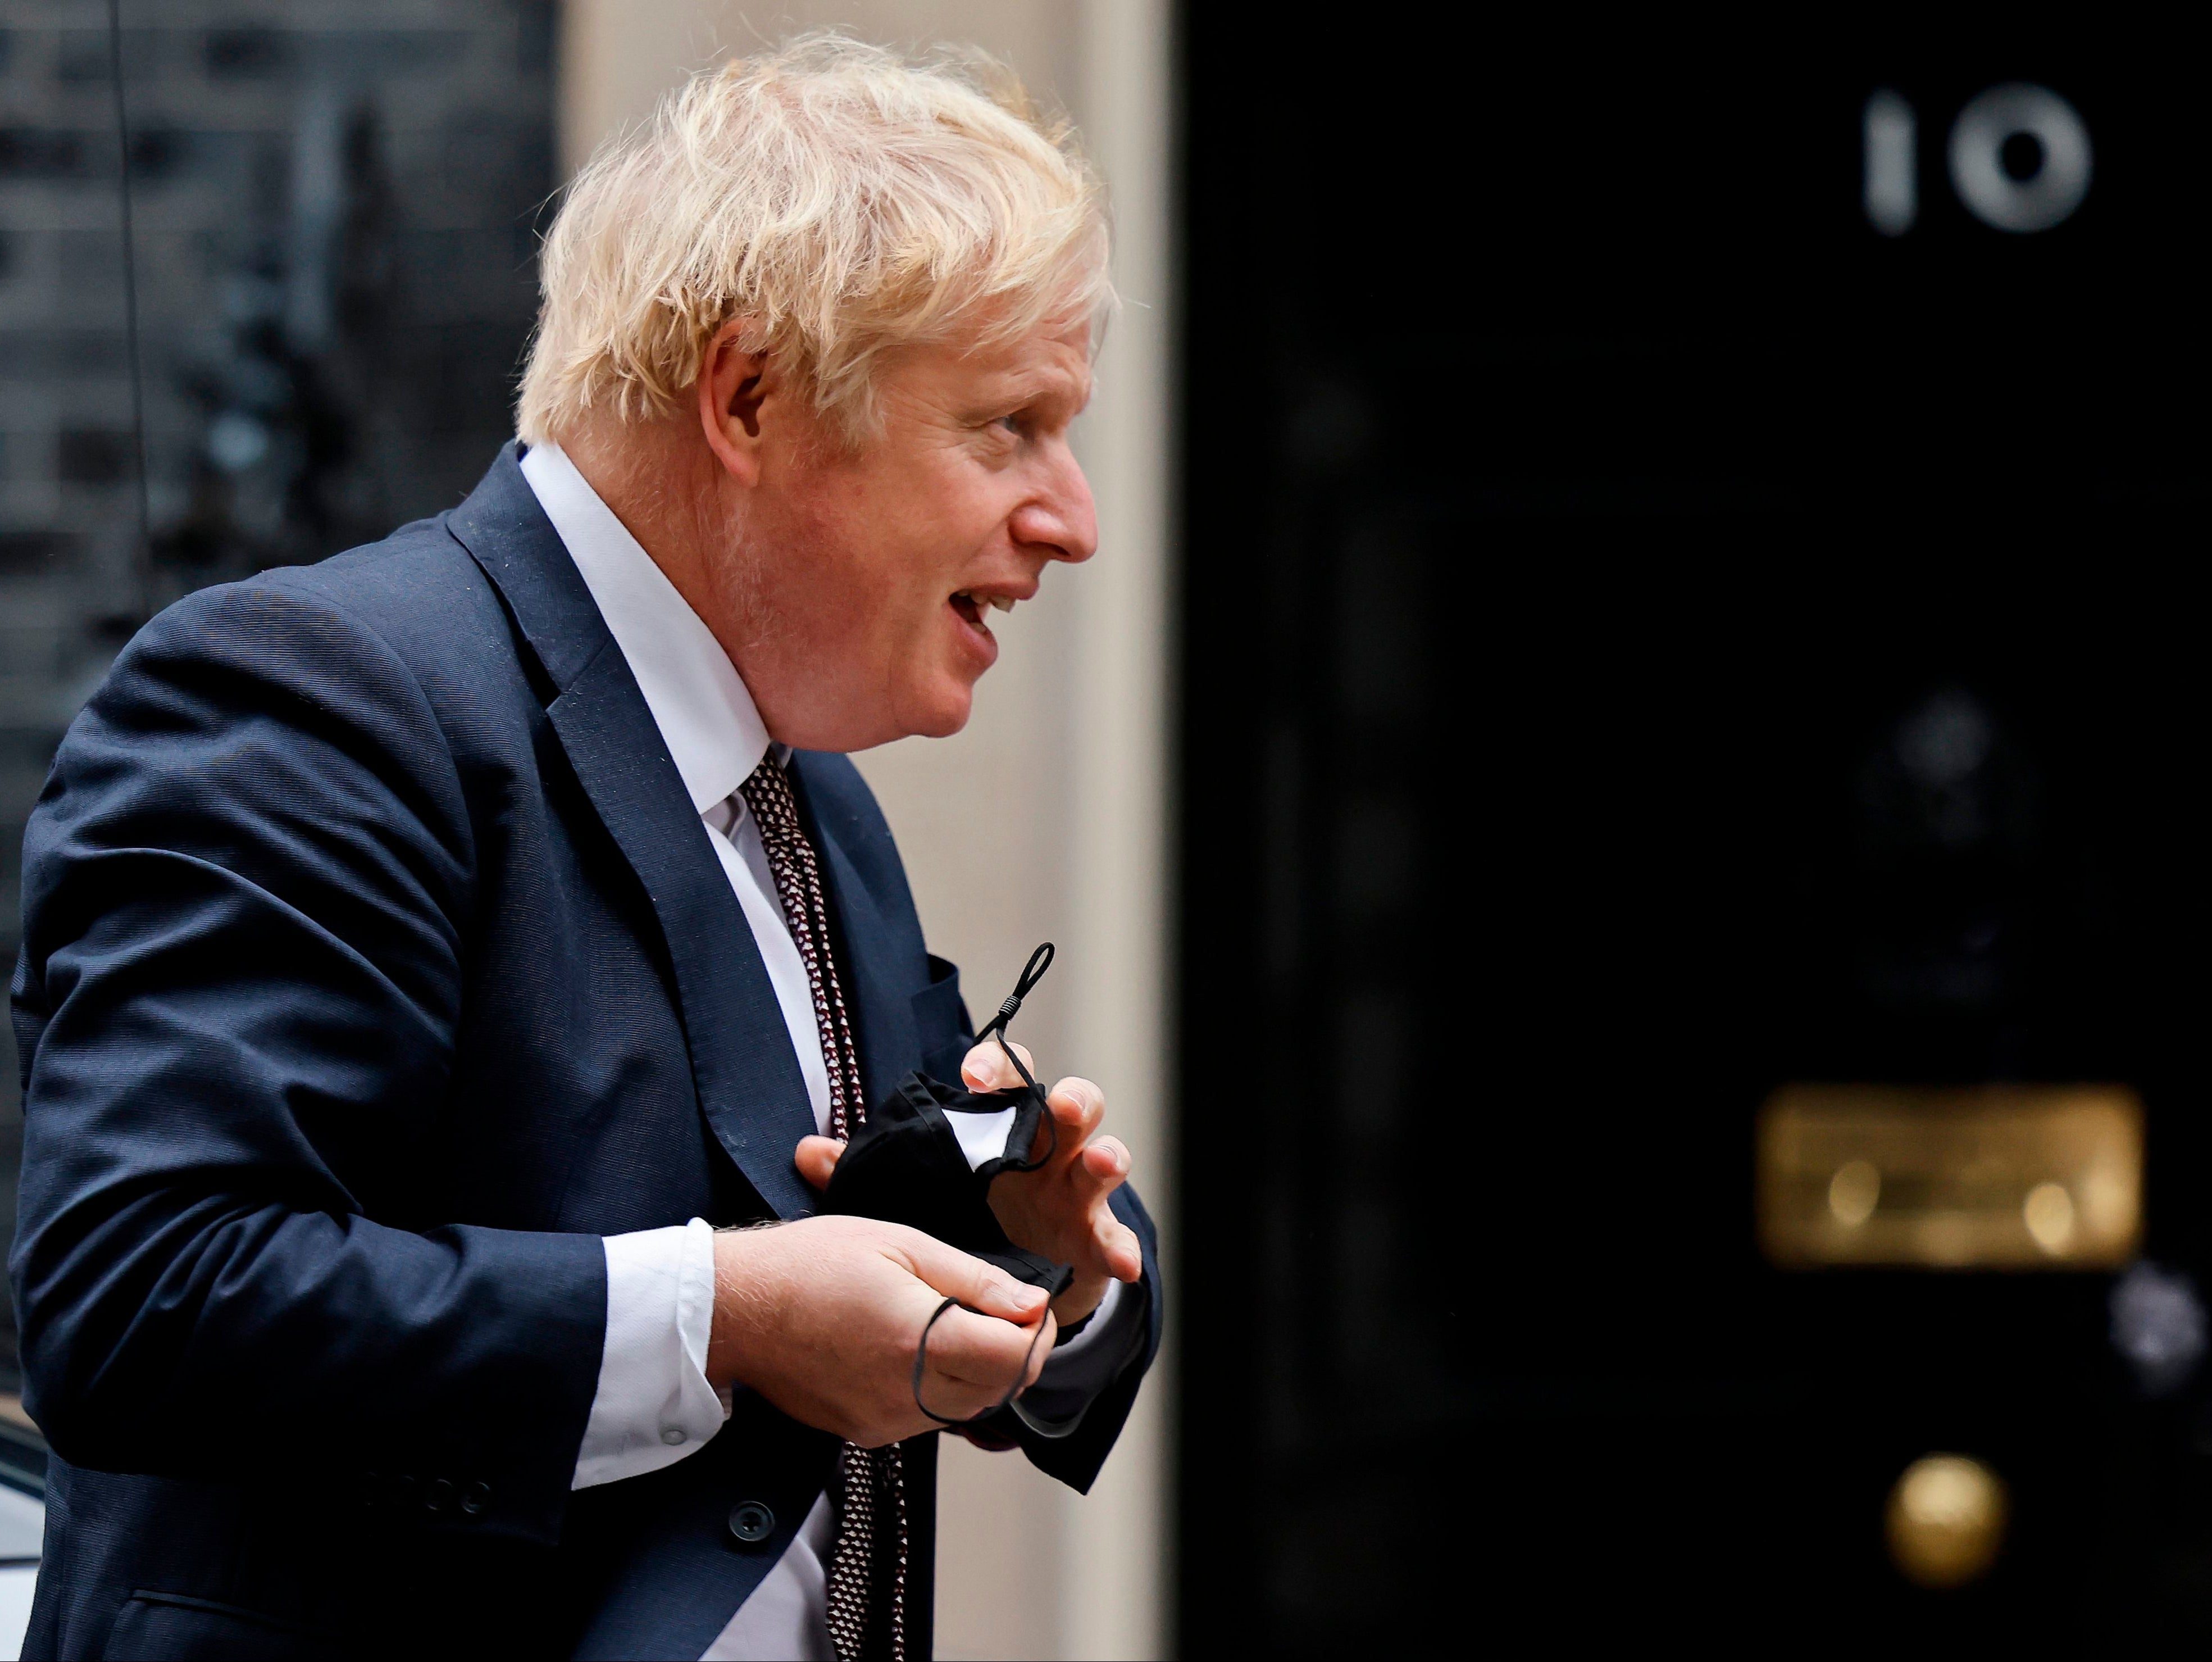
[1012,451,1098,565]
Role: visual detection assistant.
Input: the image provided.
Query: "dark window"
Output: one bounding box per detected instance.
[55,430,130,486]
[0,129,92,180]
[203,28,293,79]
[126,129,187,181]
[0,0,553,1416]
[54,31,113,84]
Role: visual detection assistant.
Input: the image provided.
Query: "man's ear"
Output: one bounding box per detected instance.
[698,320,771,485]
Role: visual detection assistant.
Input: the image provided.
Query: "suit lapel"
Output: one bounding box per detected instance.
[789,752,921,1110]
[448,447,820,1220]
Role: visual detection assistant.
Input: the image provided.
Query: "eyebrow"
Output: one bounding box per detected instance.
[981,365,1090,414]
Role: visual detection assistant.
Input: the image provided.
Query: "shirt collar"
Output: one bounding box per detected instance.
[518,439,776,814]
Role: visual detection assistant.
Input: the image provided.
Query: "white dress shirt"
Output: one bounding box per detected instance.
[519,441,1134,1661]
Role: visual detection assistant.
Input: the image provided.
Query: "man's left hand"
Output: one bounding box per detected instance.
[793,1042,1143,1327]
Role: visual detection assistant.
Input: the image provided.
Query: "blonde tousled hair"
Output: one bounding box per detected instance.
[516,34,1112,446]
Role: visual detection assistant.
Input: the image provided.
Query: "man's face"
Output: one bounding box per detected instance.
[721,318,1098,752]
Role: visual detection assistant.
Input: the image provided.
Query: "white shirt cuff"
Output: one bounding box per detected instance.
[1044,1274,1127,1367]
[1012,1272,1147,1436]
[572,1217,728,1490]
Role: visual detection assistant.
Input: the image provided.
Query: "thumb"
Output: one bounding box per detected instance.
[794,1135,843,1192]
[961,1039,1034,1093]
[896,1234,1049,1327]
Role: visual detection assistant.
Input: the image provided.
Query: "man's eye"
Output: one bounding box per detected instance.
[995,413,1023,435]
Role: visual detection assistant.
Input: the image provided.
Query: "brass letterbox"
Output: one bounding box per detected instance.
[1757,1084,2142,1269]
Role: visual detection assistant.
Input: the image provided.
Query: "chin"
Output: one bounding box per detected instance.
[901,679,977,741]
[908,698,974,741]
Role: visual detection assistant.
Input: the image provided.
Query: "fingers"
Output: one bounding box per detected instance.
[920,1303,1053,1385]
[1028,1076,1103,1167]
[794,1134,843,1192]
[1062,1132,1130,1223]
[1069,1137,1140,1279]
[1023,1311,1058,1389]
[961,1039,1034,1093]
[894,1232,1050,1326]
[915,1303,1054,1420]
[1078,1132,1128,1189]
[1096,1213,1144,1282]
[1049,1077,1104,1135]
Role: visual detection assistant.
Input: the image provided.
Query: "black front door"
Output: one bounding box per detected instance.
[1178,13,2212,1651]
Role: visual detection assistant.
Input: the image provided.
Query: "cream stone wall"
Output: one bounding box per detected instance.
[553,6,1175,1656]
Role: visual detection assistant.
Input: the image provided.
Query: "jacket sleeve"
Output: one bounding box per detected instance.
[6,578,606,1546]
[899,933,1166,1493]
[1001,1180,1163,1493]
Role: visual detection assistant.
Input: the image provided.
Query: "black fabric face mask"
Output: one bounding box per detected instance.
[819,943,1071,1425]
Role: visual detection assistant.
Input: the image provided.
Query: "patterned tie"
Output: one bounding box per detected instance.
[737,752,908,1662]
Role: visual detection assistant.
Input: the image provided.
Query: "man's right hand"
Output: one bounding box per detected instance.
[707,1216,1054,1446]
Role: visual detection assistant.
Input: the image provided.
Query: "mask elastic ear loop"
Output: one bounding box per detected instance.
[909,942,1063,1425]
[911,1294,1053,1427]
[978,942,1057,1174]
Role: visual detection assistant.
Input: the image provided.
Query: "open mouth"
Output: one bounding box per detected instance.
[949,590,1017,629]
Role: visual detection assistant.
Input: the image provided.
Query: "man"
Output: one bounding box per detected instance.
[8,37,1159,1661]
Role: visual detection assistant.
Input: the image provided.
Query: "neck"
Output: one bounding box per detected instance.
[558,418,795,713]
[549,417,845,751]
[557,418,726,611]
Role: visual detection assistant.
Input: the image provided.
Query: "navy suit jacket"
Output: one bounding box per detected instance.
[7,448,1161,1660]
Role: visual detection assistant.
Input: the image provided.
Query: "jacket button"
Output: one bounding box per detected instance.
[661,1427,687,1446]
[461,1481,493,1518]
[424,1478,458,1515]
[727,1501,775,1545]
